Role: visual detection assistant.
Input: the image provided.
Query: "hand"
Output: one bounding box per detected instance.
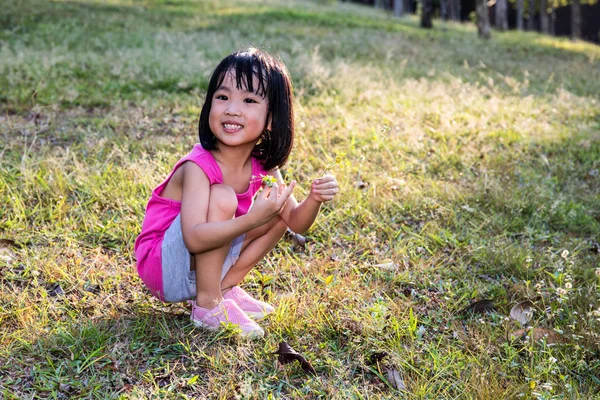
[249,180,296,226]
[310,174,339,202]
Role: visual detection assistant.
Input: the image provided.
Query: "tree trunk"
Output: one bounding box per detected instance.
[517,0,524,30]
[394,0,404,17]
[477,0,491,38]
[495,0,508,31]
[421,0,433,28]
[375,0,384,8]
[453,0,461,20]
[549,7,555,35]
[441,0,448,20]
[571,0,581,39]
[540,0,549,33]
[527,0,535,30]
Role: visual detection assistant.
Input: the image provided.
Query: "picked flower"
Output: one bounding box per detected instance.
[261,175,277,187]
[251,174,277,187]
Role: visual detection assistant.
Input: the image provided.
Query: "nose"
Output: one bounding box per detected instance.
[225,101,241,116]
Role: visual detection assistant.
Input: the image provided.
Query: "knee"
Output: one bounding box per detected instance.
[208,184,238,220]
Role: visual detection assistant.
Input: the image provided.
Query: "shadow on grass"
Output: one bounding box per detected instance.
[0,301,226,397]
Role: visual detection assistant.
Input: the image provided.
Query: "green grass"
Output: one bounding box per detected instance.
[1,0,600,398]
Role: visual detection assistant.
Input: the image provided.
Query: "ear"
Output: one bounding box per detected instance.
[266,113,272,131]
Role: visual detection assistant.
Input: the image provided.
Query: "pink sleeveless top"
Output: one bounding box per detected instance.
[134,144,267,299]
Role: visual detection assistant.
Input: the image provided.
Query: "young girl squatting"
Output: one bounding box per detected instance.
[134,48,339,337]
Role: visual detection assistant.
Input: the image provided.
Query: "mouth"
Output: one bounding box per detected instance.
[222,123,243,133]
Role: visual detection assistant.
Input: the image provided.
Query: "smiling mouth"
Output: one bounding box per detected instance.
[223,123,243,131]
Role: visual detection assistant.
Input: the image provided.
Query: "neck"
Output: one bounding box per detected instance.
[210,143,255,171]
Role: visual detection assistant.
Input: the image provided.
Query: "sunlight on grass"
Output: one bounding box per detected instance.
[1,0,599,398]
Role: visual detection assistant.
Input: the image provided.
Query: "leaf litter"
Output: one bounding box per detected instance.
[273,341,316,375]
[509,300,534,326]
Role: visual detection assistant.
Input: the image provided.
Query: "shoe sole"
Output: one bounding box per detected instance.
[191,317,264,338]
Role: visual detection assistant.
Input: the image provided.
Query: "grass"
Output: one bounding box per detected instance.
[1,0,600,398]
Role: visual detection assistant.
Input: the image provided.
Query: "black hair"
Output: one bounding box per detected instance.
[198,48,294,171]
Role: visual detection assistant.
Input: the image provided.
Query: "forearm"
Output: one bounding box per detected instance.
[286,196,322,234]
[185,213,260,254]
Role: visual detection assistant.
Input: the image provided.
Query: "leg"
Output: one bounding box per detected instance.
[221,216,288,291]
[193,184,237,309]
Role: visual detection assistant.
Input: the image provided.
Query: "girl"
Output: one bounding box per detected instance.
[134,48,339,337]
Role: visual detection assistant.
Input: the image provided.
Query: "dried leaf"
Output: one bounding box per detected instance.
[355,180,367,189]
[367,351,388,365]
[373,262,398,271]
[48,283,64,297]
[509,328,564,344]
[461,299,495,314]
[461,204,475,213]
[274,341,316,375]
[386,368,406,391]
[509,300,534,326]
[0,238,16,263]
[287,229,306,251]
[0,239,17,247]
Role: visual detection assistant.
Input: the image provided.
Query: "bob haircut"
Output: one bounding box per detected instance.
[198,48,294,171]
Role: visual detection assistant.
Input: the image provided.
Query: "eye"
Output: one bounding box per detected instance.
[215,95,228,100]
[244,98,258,104]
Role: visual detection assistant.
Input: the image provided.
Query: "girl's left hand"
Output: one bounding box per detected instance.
[311,174,339,203]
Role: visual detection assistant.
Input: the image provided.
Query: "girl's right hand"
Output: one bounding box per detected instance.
[249,181,296,226]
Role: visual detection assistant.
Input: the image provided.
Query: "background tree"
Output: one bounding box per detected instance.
[571,0,582,38]
[527,0,536,30]
[517,0,525,29]
[478,0,492,37]
[540,0,549,32]
[495,0,509,30]
[394,0,404,17]
[421,0,433,27]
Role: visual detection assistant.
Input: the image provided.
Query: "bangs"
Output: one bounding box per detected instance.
[215,54,268,98]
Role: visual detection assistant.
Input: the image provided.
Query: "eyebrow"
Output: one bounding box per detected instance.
[216,85,257,94]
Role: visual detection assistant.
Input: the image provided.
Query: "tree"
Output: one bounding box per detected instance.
[517,0,525,30]
[394,0,404,17]
[527,0,536,30]
[540,0,549,33]
[441,0,448,20]
[571,0,581,39]
[495,0,508,30]
[477,0,492,38]
[421,0,433,27]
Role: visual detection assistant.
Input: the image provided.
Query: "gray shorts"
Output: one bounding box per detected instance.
[160,214,245,303]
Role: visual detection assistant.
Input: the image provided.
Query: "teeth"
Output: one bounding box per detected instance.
[224,124,243,130]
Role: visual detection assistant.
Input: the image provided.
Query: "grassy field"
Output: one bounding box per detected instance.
[1,0,600,398]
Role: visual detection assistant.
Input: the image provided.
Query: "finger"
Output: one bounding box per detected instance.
[268,181,279,200]
[313,188,338,195]
[313,181,338,189]
[315,194,334,202]
[258,186,270,199]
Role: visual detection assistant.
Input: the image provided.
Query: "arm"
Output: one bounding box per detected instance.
[180,162,258,253]
[269,169,338,234]
[181,162,295,254]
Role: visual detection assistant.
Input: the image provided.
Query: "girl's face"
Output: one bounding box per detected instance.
[209,71,270,150]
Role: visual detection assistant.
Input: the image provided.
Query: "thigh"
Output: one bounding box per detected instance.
[161,214,196,302]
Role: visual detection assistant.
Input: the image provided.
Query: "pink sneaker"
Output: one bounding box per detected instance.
[189,299,264,338]
[223,286,275,320]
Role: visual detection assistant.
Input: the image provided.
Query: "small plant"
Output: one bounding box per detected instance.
[250,174,278,187]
